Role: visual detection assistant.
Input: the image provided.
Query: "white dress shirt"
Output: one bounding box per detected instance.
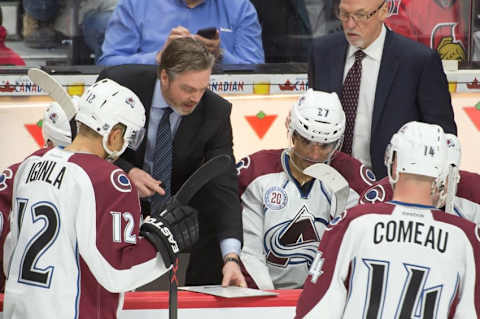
[343,25,386,168]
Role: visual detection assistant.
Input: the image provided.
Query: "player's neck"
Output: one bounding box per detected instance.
[289,155,313,186]
[392,178,434,206]
[65,136,107,159]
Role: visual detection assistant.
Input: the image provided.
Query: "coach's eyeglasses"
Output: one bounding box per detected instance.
[336,1,385,23]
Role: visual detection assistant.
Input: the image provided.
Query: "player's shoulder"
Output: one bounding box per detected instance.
[359,176,393,204]
[457,170,480,204]
[329,202,394,230]
[237,149,283,177]
[237,149,284,192]
[432,209,480,247]
[68,153,135,194]
[330,151,376,194]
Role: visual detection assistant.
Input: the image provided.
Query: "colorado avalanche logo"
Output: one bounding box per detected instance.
[264,186,288,210]
[361,184,386,204]
[265,206,325,268]
[236,156,251,175]
[125,97,136,108]
[360,165,376,186]
[110,169,132,193]
[0,168,13,191]
[49,112,58,124]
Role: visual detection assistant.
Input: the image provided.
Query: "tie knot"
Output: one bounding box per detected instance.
[164,107,173,115]
[354,50,366,61]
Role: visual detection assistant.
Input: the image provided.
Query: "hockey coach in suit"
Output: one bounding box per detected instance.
[97,37,246,287]
[308,0,457,179]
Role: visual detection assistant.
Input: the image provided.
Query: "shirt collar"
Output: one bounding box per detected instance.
[347,24,386,62]
[152,79,169,110]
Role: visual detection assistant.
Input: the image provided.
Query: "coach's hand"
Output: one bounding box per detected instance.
[140,204,199,267]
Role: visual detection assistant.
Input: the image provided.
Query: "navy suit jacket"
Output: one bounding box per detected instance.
[98,65,242,285]
[309,29,457,178]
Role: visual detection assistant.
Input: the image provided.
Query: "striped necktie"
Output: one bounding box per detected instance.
[340,50,366,155]
[151,107,173,212]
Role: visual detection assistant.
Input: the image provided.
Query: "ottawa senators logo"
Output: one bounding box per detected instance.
[432,24,465,61]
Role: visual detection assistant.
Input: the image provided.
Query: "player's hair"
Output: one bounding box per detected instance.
[158,37,215,80]
[77,122,126,139]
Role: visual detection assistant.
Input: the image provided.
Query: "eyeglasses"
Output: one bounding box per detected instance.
[336,1,385,23]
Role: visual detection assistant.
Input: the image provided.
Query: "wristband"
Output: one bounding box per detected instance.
[224,256,240,265]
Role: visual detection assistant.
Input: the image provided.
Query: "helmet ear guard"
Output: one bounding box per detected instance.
[75,79,146,160]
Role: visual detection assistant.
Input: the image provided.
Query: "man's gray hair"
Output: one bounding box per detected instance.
[158,37,215,79]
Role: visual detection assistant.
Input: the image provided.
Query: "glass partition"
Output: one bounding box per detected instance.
[0,0,478,66]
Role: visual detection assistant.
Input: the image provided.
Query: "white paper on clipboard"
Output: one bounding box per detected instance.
[178,285,278,298]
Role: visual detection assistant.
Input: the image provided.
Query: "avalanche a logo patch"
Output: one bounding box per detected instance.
[110,169,132,193]
[360,165,376,186]
[265,206,323,268]
[0,168,13,191]
[264,186,288,210]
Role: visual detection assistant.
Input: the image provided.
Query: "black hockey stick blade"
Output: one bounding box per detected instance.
[173,154,232,205]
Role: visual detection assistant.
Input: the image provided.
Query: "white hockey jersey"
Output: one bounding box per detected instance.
[296,201,480,318]
[238,149,375,289]
[360,171,480,224]
[4,147,168,319]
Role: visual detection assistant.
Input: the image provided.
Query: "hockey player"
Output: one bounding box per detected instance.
[3,79,199,319]
[41,100,78,148]
[238,89,376,290]
[295,121,480,318]
[0,100,78,291]
[360,133,480,224]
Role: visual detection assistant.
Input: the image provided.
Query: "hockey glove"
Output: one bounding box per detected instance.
[140,204,199,268]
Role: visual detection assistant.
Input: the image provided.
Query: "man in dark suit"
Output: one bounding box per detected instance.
[98,37,246,287]
[308,0,457,178]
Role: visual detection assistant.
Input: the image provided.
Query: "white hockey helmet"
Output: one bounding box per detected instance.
[385,121,448,207]
[75,79,146,160]
[42,101,75,147]
[288,89,345,162]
